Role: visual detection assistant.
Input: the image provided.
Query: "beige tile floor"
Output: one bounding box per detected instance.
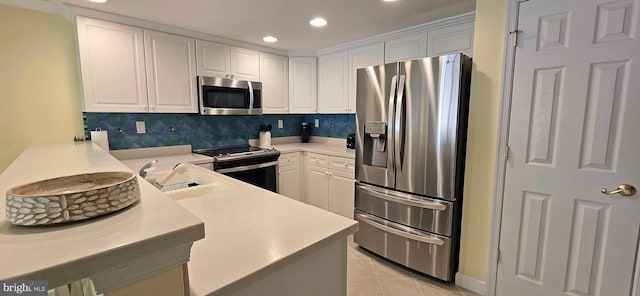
[347,237,479,296]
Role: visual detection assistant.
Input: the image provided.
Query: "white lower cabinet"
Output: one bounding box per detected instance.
[303,152,355,219]
[278,152,302,201]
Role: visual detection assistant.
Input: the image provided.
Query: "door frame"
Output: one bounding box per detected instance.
[485,0,529,295]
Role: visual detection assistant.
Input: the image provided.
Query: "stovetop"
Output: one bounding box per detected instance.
[193,145,280,162]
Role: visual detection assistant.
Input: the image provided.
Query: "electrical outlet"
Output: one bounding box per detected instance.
[314,119,319,128]
[136,121,146,134]
[278,120,284,129]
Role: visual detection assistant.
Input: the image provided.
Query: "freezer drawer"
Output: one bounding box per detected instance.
[354,210,452,281]
[355,182,453,236]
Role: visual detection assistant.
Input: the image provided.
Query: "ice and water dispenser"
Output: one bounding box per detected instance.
[362,121,388,168]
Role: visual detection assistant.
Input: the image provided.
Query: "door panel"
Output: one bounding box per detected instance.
[497,0,640,295]
[395,55,463,200]
[355,63,398,188]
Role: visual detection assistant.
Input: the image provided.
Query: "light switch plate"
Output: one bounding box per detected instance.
[278,120,284,129]
[314,119,319,128]
[136,121,146,134]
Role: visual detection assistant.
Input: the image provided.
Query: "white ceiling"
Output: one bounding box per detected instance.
[55,0,476,52]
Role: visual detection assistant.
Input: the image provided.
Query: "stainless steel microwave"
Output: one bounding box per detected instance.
[198,76,262,115]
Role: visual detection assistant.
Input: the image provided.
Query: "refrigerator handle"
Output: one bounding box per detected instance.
[387,75,398,168]
[394,75,406,171]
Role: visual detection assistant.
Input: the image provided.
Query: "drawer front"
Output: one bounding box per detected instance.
[306,152,329,168]
[329,156,355,173]
[354,210,452,281]
[355,182,453,236]
[279,152,301,167]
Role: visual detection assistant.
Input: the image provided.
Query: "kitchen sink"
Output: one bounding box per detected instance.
[153,167,232,200]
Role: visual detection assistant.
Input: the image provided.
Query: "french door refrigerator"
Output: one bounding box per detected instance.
[354,53,472,281]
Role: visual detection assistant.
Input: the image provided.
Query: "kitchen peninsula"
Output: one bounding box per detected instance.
[0,142,358,296]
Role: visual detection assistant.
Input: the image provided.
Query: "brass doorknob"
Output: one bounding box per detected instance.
[601,184,636,197]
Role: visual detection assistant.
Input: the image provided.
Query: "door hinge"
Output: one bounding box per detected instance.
[497,248,502,264]
[509,30,522,47]
[504,145,510,160]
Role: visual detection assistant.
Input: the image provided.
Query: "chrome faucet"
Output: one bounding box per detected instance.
[139,160,158,178]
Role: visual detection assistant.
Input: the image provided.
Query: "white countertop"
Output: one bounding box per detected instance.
[119,153,213,173]
[1,142,357,295]
[0,142,205,287]
[272,143,355,158]
[173,164,358,296]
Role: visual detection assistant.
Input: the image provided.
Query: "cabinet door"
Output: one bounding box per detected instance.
[278,165,301,201]
[195,40,230,78]
[349,43,385,112]
[230,47,260,81]
[144,30,198,113]
[288,57,317,114]
[318,51,349,114]
[260,53,289,114]
[328,170,355,219]
[76,17,148,112]
[427,21,474,57]
[305,165,329,209]
[384,31,428,63]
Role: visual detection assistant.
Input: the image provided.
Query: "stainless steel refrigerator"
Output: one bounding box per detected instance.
[354,53,472,281]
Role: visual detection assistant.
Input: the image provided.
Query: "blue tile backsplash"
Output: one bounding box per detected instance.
[84,113,355,150]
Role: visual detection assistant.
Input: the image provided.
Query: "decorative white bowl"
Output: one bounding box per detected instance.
[5,171,140,226]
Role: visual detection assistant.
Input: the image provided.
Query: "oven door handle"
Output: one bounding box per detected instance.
[356,212,445,246]
[216,160,278,174]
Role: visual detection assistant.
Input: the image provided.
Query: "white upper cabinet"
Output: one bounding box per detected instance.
[384,19,474,63]
[229,47,260,81]
[288,57,317,114]
[349,43,385,112]
[385,32,429,63]
[77,17,149,113]
[195,40,230,78]
[77,17,198,113]
[260,53,289,114]
[195,40,260,81]
[317,51,349,114]
[427,21,474,57]
[144,30,198,113]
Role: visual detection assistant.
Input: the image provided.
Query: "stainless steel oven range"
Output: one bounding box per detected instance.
[193,145,280,192]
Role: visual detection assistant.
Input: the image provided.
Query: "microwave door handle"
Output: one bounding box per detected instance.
[247,81,254,114]
[394,74,406,171]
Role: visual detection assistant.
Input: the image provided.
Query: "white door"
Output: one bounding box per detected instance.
[288,57,317,114]
[260,53,289,114]
[318,51,349,114]
[306,165,329,209]
[76,17,148,112]
[498,0,640,295]
[328,170,355,219]
[279,165,301,201]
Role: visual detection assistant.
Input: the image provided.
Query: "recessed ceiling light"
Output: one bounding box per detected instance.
[263,36,278,43]
[89,0,107,3]
[310,17,327,27]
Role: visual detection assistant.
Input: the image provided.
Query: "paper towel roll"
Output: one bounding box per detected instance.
[259,131,271,148]
[90,130,109,151]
